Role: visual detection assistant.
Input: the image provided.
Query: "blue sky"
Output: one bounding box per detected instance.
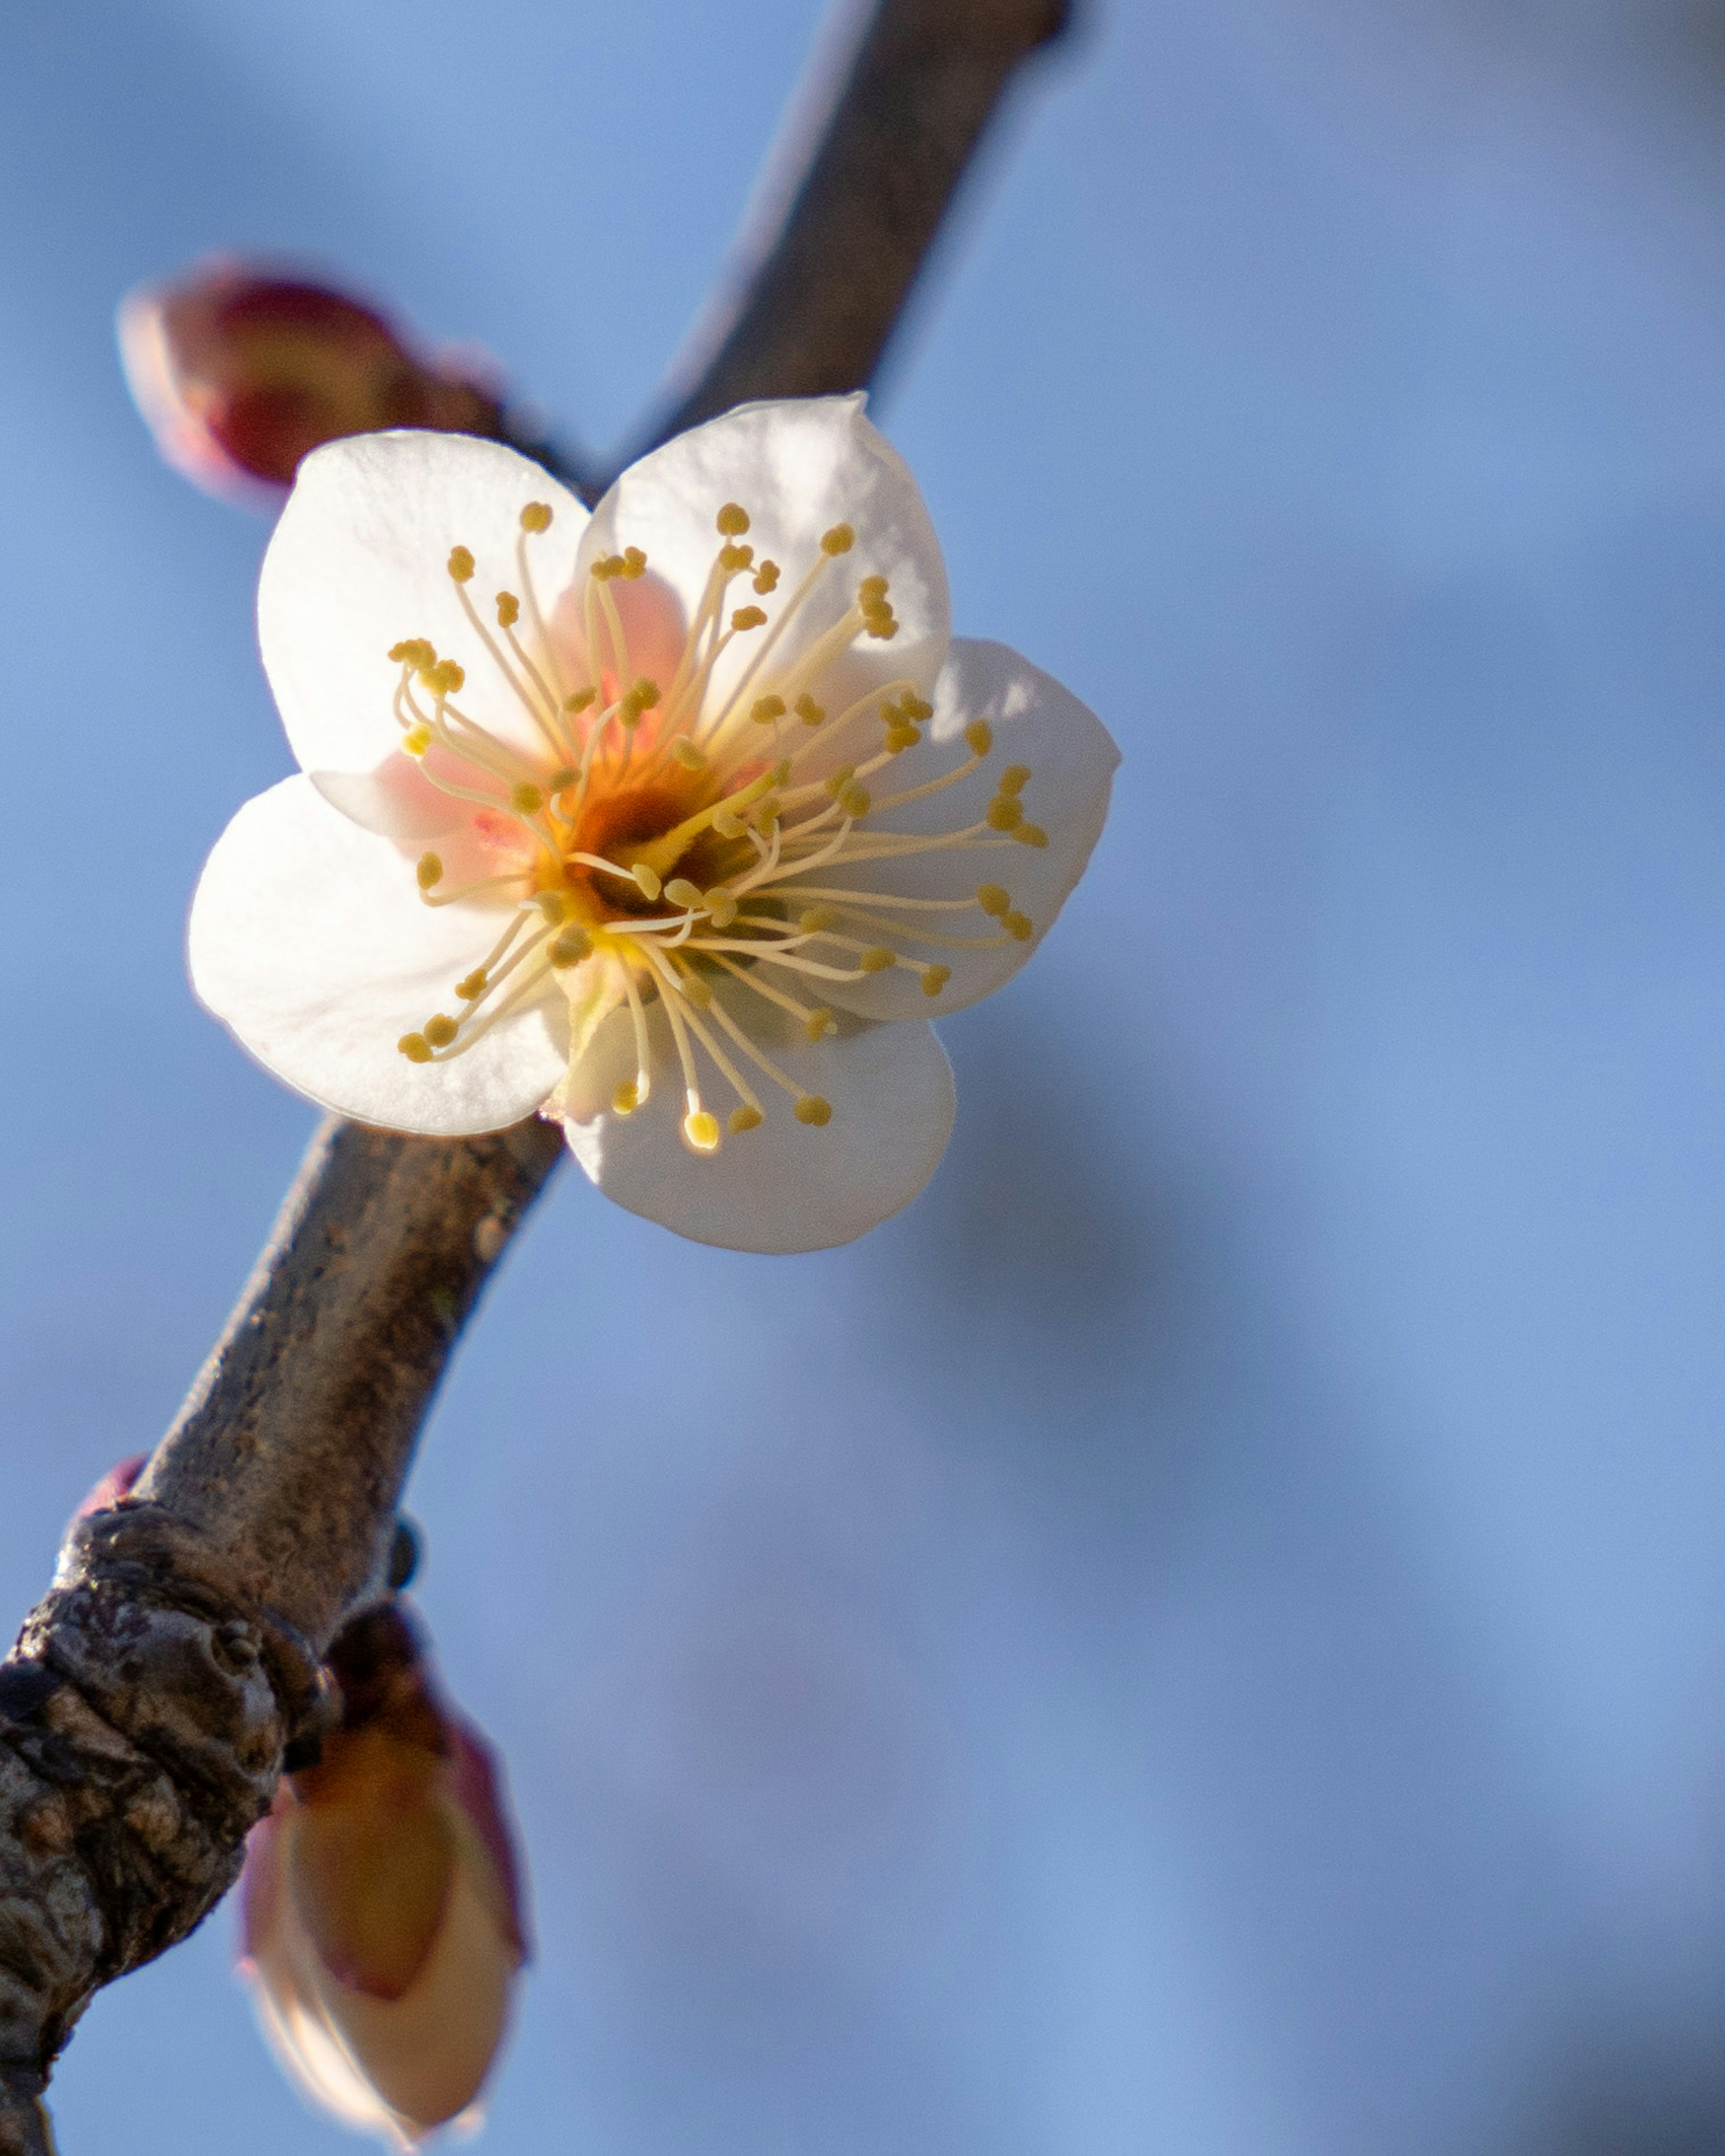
[6,1,1725,2150]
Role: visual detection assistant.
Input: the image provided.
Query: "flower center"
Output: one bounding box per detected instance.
[386,496,1049,1156]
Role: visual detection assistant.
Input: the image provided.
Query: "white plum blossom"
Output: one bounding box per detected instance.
[190,396,1118,1252]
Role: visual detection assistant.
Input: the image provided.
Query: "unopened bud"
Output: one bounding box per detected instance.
[239,1603,528,2146]
[119,261,506,504]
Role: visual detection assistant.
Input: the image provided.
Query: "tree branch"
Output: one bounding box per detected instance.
[0,1,1075,2142]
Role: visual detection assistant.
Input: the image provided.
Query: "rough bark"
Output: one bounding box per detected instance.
[0,1,1074,2144]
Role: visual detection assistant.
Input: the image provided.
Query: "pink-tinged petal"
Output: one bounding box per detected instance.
[797,638,1120,1023]
[73,1455,147,1520]
[310,754,468,844]
[443,1715,531,1961]
[558,997,955,1253]
[260,430,589,775]
[549,565,690,707]
[189,774,568,1135]
[578,396,951,729]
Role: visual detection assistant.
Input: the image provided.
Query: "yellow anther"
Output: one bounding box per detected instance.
[716,502,751,536]
[632,862,663,901]
[402,724,432,757]
[398,1033,433,1063]
[720,542,755,573]
[534,889,571,923]
[706,888,739,928]
[422,658,465,695]
[612,1079,640,1115]
[964,720,994,757]
[976,883,1011,916]
[804,1007,836,1042]
[1004,910,1034,941]
[389,637,435,667]
[589,556,617,582]
[921,965,952,996]
[679,972,713,1008]
[683,1109,721,1153]
[885,725,920,755]
[416,853,443,890]
[495,591,521,629]
[821,524,855,556]
[753,561,781,593]
[424,1014,459,1049]
[795,1094,834,1126]
[864,611,898,640]
[729,1105,764,1134]
[549,927,592,968]
[1012,823,1050,848]
[549,764,580,792]
[625,676,661,713]
[836,781,871,818]
[711,807,746,840]
[447,546,474,583]
[799,906,838,933]
[986,795,1024,832]
[511,782,544,816]
[671,737,707,769]
[622,546,647,579]
[1000,764,1031,794]
[902,694,933,721]
[860,946,895,973]
[795,694,825,726]
[823,766,855,799]
[563,687,597,714]
[664,877,704,910]
[751,694,786,724]
[731,605,767,632]
[520,502,553,533]
[456,969,487,1000]
[858,574,888,603]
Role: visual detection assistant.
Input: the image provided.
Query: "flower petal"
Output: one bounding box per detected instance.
[577,396,951,729]
[557,998,955,1252]
[189,774,567,1134]
[787,638,1120,1022]
[260,430,590,774]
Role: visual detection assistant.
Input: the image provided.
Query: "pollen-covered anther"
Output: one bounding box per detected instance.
[720,543,754,573]
[398,1032,433,1063]
[456,969,487,1000]
[711,807,746,840]
[902,694,933,721]
[447,545,475,583]
[731,605,767,632]
[795,694,825,726]
[804,1007,836,1042]
[884,725,920,755]
[999,764,1031,795]
[986,795,1024,832]
[1005,910,1034,941]
[612,1079,641,1114]
[965,720,994,757]
[622,547,647,579]
[836,781,871,817]
[632,862,663,901]
[495,591,521,628]
[753,560,780,593]
[416,853,443,890]
[728,1105,764,1134]
[683,1109,721,1153]
[858,575,888,605]
[389,637,436,668]
[921,964,952,997]
[402,724,432,757]
[795,1095,834,1126]
[799,906,838,933]
[820,523,855,557]
[534,890,571,924]
[549,764,580,793]
[705,888,739,928]
[664,878,704,910]
[716,502,751,536]
[421,658,465,695]
[424,1014,459,1049]
[520,501,553,533]
[823,767,855,800]
[511,782,544,816]
[860,946,895,973]
[751,695,786,725]
[976,883,1011,917]
[563,687,597,715]
[549,927,591,967]
[1012,823,1050,848]
[622,677,660,722]
[671,736,707,769]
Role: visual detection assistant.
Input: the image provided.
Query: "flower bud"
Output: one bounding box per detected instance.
[119,261,505,504]
[239,1603,528,2146]
[72,1453,147,1519]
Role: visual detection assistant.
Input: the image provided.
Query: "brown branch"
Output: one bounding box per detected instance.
[0,1,1076,2143]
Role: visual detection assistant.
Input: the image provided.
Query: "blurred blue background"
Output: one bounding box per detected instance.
[3,0,1725,2148]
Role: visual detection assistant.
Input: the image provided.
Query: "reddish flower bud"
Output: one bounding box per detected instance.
[119,260,505,504]
[72,1454,148,1519]
[239,1603,528,2146]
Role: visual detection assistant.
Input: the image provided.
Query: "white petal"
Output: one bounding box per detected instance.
[189,775,568,1135]
[578,396,951,728]
[558,996,955,1253]
[260,430,590,775]
[785,638,1120,1022]
[310,755,467,843]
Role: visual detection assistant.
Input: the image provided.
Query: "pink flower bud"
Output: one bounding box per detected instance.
[72,1454,148,1519]
[239,1604,528,2147]
[119,260,506,504]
